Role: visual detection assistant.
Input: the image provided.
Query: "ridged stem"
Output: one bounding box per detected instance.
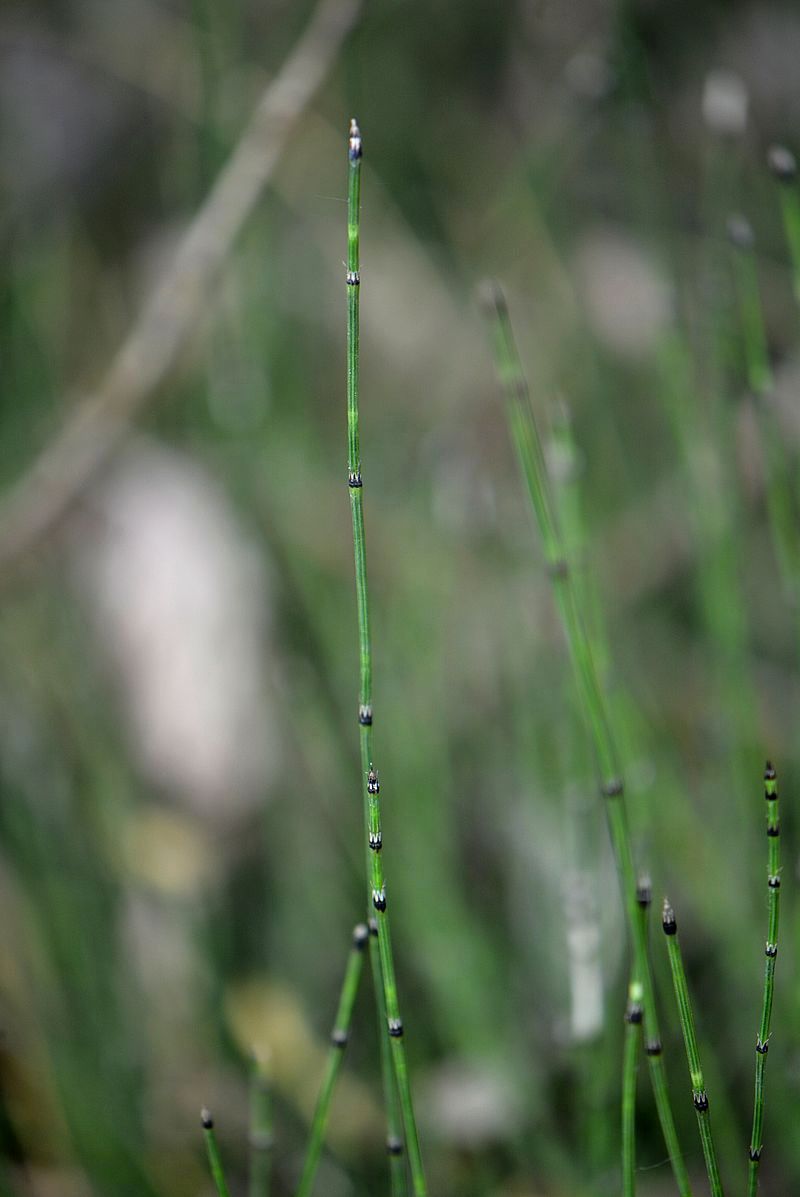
[481,284,691,1197]
[748,762,782,1195]
[295,924,369,1197]
[768,146,800,307]
[661,901,724,1197]
[201,1109,232,1197]
[622,973,643,1197]
[345,118,426,1197]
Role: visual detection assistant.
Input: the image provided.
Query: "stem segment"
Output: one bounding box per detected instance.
[481,284,691,1197]
[201,1109,232,1197]
[622,975,643,1197]
[768,145,800,307]
[661,901,724,1197]
[296,924,369,1197]
[748,761,782,1195]
[249,1052,273,1197]
[345,118,426,1197]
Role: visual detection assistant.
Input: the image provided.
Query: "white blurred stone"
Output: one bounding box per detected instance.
[73,440,276,818]
[573,230,673,359]
[702,70,748,136]
[424,1060,522,1146]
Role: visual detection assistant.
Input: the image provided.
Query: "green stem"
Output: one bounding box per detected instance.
[768,145,800,307]
[249,1052,273,1197]
[201,1109,232,1197]
[748,762,782,1196]
[481,284,691,1197]
[661,901,724,1197]
[622,975,643,1197]
[296,924,369,1197]
[345,118,426,1197]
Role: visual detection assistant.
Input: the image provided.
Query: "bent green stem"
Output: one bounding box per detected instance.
[481,283,691,1197]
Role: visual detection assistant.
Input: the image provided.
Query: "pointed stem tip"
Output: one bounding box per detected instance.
[662,898,677,935]
[349,118,362,160]
[201,1107,214,1129]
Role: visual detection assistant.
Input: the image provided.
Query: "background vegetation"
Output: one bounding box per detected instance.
[1,1,799,1194]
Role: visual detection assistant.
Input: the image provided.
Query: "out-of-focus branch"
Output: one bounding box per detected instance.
[0,0,361,581]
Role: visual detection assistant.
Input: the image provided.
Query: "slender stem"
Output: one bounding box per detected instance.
[345,118,426,1197]
[201,1109,232,1197]
[748,761,782,1195]
[661,900,724,1197]
[481,284,692,1197]
[728,216,800,597]
[768,145,800,307]
[295,924,369,1197]
[622,975,643,1197]
[249,1051,273,1197]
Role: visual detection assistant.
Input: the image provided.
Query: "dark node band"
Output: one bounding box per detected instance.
[693,1092,709,1112]
[358,704,373,725]
[386,1136,404,1156]
[602,777,624,798]
[662,916,677,936]
[636,877,652,907]
[766,942,778,958]
[768,876,781,889]
[756,1038,769,1054]
[645,1040,662,1057]
[367,777,380,795]
[348,471,362,488]
[764,760,777,782]
[749,1147,762,1162]
[626,1004,643,1025]
[331,1029,349,1048]
[368,917,379,936]
[372,889,386,911]
[388,1019,404,1038]
[548,558,569,579]
[346,271,360,286]
[767,824,780,836]
[353,923,369,949]
[765,789,778,801]
[201,1109,214,1129]
[369,832,382,851]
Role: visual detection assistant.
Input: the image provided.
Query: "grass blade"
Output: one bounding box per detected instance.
[748,761,782,1195]
[345,117,426,1197]
[480,283,692,1197]
[661,900,725,1197]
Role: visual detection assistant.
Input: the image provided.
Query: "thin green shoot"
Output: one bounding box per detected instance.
[480,282,691,1197]
[249,1050,273,1197]
[748,761,782,1196]
[345,117,426,1197]
[661,900,724,1197]
[295,923,369,1197]
[201,1108,233,1197]
[622,974,643,1197]
[768,145,800,307]
[727,214,800,599]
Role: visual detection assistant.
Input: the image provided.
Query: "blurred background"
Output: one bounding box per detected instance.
[1,0,800,1194]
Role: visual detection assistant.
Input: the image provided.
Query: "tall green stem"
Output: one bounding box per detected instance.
[481,284,691,1197]
[622,974,643,1197]
[201,1109,233,1197]
[748,762,782,1195]
[345,118,426,1197]
[296,924,368,1197]
[768,146,800,307]
[661,901,724,1197]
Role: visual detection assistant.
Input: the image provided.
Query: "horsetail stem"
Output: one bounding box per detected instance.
[748,761,782,1196]
[480,284,692,1197]
[727,217,800,596]
[661,900,724,1197]
[345,118,427,1197]
[622,974,643,1197]
[768,145,800,307]
[249,1051,273,1197]
[201,1109,233,1197]
[296,924,369,1197]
